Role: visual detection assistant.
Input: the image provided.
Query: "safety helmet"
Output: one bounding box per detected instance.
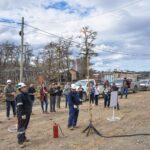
[71,84,76,90]
[17,82,27,89]
[7,80,12,83]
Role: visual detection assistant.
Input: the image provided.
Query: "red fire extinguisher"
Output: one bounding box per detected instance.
[53,123,59,138]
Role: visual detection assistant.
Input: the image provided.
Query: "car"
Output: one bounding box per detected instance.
[114,78,139,94]
[139,79,150,91]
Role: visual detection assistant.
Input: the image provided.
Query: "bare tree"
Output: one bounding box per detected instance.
[78,26,97,78]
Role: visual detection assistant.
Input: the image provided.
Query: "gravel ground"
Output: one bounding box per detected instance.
[0,91,150,150]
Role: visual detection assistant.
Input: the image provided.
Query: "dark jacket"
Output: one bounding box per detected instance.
[68,91,81,107]
[49,88,57,96]
[28,87,36,101]
[16,92,32,118]
[111,85,118,92]
[56,86,62,96]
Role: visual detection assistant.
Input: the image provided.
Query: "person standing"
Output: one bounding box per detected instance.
[68,84,81,130]
[28,84,36,114]
[121,78,128,99]
[77,85,84,101]
[56,83,63,109]
[90,83,95,106]
[28,84,36,104]
[4,80,16,120]
[40,84,48,113]
[94,84,100,106]
[103,80,111,108]
[16,82,32,148]
[0,90,3,123]
[111,82,120,110]
[63,82,71,108]
[49,83,57,112]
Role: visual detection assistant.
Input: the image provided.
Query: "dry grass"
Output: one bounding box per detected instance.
[0,91,150,150]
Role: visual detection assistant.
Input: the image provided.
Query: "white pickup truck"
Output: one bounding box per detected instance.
[139,79,150,91]
[73,79,104,101]
[114,78,139,94]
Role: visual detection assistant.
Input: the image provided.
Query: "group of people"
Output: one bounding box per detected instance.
[103,78,129,110]
[0,78,129,148]
[39,83,62,113]
[1,80,33,148]
[1,80,81,147]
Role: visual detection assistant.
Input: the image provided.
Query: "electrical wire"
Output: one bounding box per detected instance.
[1,21,150,58]
[24,23,150,57]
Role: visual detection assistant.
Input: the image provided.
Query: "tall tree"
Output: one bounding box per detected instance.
[79,26,97,78]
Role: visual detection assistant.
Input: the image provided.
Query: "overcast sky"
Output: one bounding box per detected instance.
[0,0,150,71]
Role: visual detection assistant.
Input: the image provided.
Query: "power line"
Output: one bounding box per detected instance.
[98,0,142,16]
[1,15,150,58]
[0,24,18,29]
[25,23,150,57]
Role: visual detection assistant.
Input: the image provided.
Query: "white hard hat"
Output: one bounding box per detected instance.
[17,82,27,89]
[71,84,76,90]
[7,80,12,83]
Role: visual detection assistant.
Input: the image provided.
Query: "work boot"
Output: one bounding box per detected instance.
[7,117,11,120]
[19,143,25,148]
[69,127,74,130]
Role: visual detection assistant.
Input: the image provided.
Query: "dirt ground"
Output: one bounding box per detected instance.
[0,91,150,150]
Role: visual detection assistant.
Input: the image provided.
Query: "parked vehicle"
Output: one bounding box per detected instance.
[139,79,150,91]
[114,78,139,94]
[73,79,104,101]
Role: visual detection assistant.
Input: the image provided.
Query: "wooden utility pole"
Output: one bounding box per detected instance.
[20,17,24,82]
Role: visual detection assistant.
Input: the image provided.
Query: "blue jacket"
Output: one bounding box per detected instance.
[68,91,81,107]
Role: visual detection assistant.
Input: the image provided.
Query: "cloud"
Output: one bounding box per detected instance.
[0,0,150,71]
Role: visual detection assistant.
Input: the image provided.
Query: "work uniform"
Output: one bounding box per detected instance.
[68,91,81,128]
[16,92,32,144]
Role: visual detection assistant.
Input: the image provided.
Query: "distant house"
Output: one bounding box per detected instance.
[61,69,79,82]
[137,72,150,80]
[100,71,139,82]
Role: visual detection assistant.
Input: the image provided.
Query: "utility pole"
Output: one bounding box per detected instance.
[19,17,24,82]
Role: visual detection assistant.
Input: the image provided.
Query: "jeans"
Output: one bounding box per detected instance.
[121,87,128,98]
[50,96,56,112]
[6,100,16,118]
[41,99,48,112]
[90,93,95,104]
[68,106,79,128]
[104,94,110,108]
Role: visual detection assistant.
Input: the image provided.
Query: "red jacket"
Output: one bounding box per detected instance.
[40,87,48,101]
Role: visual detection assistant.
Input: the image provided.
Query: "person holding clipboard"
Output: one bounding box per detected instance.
[111,82,120,110]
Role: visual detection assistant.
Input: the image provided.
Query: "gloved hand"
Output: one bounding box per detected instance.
[74,105,78,108]
[22,115,26,119]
